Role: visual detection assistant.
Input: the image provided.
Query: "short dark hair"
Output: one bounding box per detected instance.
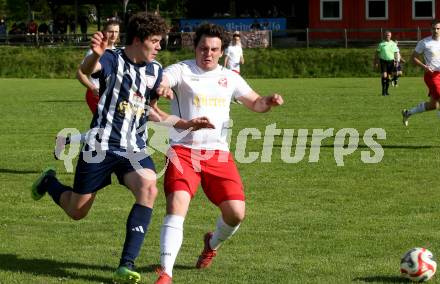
[431,19,440,27]
[125,12,168,45]
[103,19,120,31]
[193,23,230,51]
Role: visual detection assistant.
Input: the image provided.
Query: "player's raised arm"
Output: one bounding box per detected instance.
[80,31,107,75]
[238,90,284,113]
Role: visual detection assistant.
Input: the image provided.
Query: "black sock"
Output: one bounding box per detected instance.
[46,176,71,205]
[119,204,153,268]
[381,77,387,93]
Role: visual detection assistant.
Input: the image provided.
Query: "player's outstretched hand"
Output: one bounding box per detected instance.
[90,31,108,56]
[265,94,284,107]
[156,83,174,99]
[188,117,215,131]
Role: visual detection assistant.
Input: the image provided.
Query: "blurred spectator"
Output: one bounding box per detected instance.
[250,19,261,31]
[0,18,6,42]
[69,15,76,34]
[0,18,6,35]
[252,8,260,18]
[268,6,279,17]
[9,22,20,35]
[182,22,191,32]
[262,21,270,30]
[48,20,54,34]
[9,22,25,43]
[79,14,88,40]
[18,22,26,33]
[54,15,66,34]
[38,22,49,42]
[38,22,48,34]
[27,19,38,35]
[240,9,251,17]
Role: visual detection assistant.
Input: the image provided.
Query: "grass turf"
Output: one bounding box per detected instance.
[0,77,439,283]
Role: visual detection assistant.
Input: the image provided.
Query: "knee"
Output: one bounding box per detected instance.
[139,183,158,202]
[224,210,245,226]
[147,184,158,199]
[68,209,88,221]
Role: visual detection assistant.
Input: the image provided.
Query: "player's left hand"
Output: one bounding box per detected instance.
[156,84,174,99]
[188,116,215,131]
[265,94,284,107]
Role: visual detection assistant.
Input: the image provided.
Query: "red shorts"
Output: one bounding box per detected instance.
[424,71,440,100]
[85,89,99,114]
[164,146,244,206]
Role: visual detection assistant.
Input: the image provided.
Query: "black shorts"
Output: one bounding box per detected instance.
[393,62,403,72]
[73,150,156,194]
[380,59,395,74]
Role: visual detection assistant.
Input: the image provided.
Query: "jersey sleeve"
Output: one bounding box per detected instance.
[82,49,101,79]
[232,73,252,99]
[415,40,425,54]
[98,50,117,78]
[81,49,94,64]
[150,66,163,101]
[164,62,183,88]
[225,47,230,57]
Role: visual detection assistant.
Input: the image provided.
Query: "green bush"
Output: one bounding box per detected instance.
[0,47,84,78]
[0,46,423,78]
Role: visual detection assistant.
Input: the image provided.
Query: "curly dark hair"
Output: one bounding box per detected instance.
[193,23,230,51]
[125,12,168,45]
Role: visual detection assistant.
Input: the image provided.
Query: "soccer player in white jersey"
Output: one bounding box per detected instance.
[224,31,245,104]
[54,19,121,158]
[31,13,211,284]
[402,20,440,126]
[154,23,284,284]
[224,31,244,74]
[77,19,120,114]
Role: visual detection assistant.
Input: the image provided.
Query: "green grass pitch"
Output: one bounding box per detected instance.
[1,77,440,283]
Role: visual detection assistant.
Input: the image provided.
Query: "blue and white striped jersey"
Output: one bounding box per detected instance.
[84,48,162,153]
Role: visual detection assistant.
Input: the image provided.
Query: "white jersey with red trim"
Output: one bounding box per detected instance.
[415,36,440,71]
[164,59,252,151]
[225,44,243,73]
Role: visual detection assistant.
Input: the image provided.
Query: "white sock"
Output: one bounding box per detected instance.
[409,102,426,115]
[160,214,184,277]
[209,217,240,250]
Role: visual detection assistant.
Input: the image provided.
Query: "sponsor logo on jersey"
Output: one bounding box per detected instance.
[218,77,228,88]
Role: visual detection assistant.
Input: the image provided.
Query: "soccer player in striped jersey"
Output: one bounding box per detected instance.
[31,13,213,283]
[154,23,284,284]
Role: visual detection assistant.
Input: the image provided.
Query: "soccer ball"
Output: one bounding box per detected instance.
[400,247,437,282]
